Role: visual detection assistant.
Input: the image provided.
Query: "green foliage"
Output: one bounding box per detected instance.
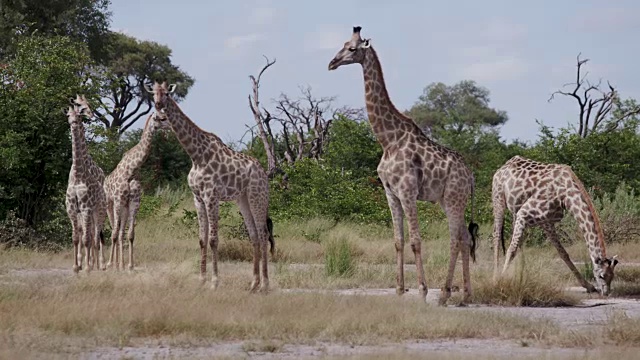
[324,116,382,179]
[137,195,162,220]
[269,158,390,224]
[406,80,508,137]
[0,0,112,61]
[0,35,99,226]
[324,237,356,277]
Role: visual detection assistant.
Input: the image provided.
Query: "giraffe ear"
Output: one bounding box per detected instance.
[360,39,371,49]
[168,84,177,93]
[144,83,153,94]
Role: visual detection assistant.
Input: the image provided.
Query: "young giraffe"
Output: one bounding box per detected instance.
[328,26,479,305]
[492,155,618,295]
[145,82,274,292]
[103,111,171,270]
[65,96,107,272]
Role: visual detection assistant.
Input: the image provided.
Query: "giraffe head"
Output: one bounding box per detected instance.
[149,110,171,132]
[73,94,92,119]
[144,81,176,113]
[65,104,82,128]
[328,26,371,71]
[593,255,618,296]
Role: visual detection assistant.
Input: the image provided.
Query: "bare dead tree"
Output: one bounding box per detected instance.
[248,55,279,178]
[548,53,640,138]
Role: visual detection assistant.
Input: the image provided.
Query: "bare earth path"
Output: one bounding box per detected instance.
[2,266,640,359]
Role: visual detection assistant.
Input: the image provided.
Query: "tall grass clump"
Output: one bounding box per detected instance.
[472,252,579,307]
[325,237,356,277]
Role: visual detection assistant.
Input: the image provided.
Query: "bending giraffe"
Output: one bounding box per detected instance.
[65,96,107,272]
[328,26,479,305]
[102,112,171,270]
[145,82,274,292]
[491,155,618,295]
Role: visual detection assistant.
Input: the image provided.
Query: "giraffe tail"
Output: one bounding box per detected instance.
[500,218,506,256]
[468,174,479,263]
[267,216,275,257]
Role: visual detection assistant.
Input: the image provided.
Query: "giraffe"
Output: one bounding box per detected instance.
[103,111,171,270]
[65,96,107,273]
[491,155,618,295]
[144,81,274,292]
[328,26,479,305]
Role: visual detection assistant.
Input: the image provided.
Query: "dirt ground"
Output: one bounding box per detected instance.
[3,267,640,359]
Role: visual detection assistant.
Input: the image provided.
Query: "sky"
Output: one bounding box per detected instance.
[110,0,640,145]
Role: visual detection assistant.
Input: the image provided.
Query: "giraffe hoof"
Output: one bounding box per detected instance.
[396,287,405,296]
[128,264,134,271]
[73,265,80,273]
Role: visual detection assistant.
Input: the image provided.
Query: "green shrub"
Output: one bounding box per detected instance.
[324,237,356,277]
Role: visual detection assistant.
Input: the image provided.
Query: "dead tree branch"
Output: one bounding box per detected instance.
[548,53,640,137]
[248,55,279,178]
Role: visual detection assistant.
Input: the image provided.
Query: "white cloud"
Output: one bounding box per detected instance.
[304,25,345,52]
[249,6,276,26]
[457,56,529,82]
[572,6,639,33]
[224,33,264,50]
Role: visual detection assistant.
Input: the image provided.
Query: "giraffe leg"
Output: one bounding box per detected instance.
[118,203,129,271]
[400,198,427,300]
[127,180,142,270]
[385,191,405,296]
[105,199,115,269]
[502,208,530,274]
[541,224,597,293]
[71,217,81,273]
[127,187,141,271]
[110,201,124,271]
[194,195,209,284]
[252,199,270,293]
[491,193,506,281]
[205,197,220,290]
[237,196,260,292]
[81,211,93,273]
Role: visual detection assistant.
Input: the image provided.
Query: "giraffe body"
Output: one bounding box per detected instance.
[103,112,170,270]
[328,27,478,305]
[65,97,107,273]
[146,82,273,292]
[491,155,618,295]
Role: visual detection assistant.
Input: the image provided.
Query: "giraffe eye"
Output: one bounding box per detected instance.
[599,274,605,280]
[348,47,356,52]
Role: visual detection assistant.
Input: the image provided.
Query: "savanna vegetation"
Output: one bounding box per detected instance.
[2,1,640,358]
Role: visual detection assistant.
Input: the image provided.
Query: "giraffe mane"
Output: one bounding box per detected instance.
[568,170,607,257]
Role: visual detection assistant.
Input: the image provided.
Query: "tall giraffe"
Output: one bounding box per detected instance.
[103,111,170,270]
[328,26,479,305]
[492,155,618,295]
[145,82,274,292]
[65,96,107,272]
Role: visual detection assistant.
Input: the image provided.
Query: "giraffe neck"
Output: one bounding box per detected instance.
[120,116,158,177]
[361,47,422,149]
[565,173,607,262]
[70,123,89,180]
[164,97,210,165]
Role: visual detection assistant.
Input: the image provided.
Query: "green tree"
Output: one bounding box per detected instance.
[0,0,111,61]
[406,80,508,139]
[0,35,99,225]
[92,32,195,135]
[324,115,382,179]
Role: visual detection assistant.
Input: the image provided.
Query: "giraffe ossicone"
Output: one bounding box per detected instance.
[145,81,274,293]
[491,155,618,295]
[328,26,479,305]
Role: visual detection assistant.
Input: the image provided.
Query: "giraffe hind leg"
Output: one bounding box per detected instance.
[385,191,406,296]
[238,195,263,293]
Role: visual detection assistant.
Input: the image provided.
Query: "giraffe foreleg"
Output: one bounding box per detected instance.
[109,200,124,271]
[491,192,506,281]
[117,202,128,271]
[385,191,406,296]
[400,198,427,300]
[502,209,529,274]
[205,196,220,290]
[105,198,115,269]
[68,209,81,273]
[542,224,597,293]
[193,195,209,284]
[127,186,141,271]
[80,211,93,273]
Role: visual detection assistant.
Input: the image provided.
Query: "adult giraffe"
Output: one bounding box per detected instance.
[492,155,618,295]
[145,82,274,292]
[328,26,479,305]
